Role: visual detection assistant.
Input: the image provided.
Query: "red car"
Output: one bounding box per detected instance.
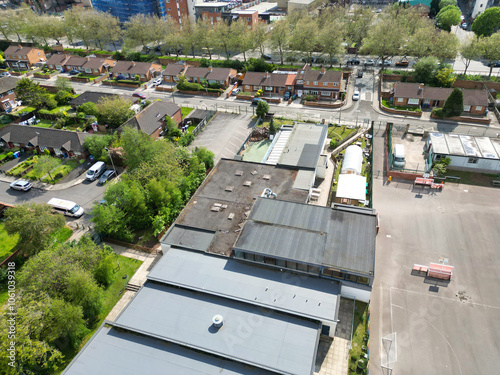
[132,92,146,99]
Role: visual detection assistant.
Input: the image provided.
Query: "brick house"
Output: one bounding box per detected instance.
[297,65,343,100]
[162,63,189,84]
[242,72,293,96]
[206,67,237,88]
[118,100,182,139]
[61,55,117,75]
[46,54,72,71]
[3,45,46,70]
[184,67,210,84]
[69,91,138,110]
[393,82,488,115]
[111,61,162,82]
[0,77,18,112]
[0,124,93,157]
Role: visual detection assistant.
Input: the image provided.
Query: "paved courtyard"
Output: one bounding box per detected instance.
[369,129,500,374]
[189,112,256,163]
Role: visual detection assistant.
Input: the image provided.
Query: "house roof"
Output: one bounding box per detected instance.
[46,54,72,66]
[120,100,181,135]
[69,91,134,107]
[114,281,320,375]
[336,174,367,202]
[185,67,210,79]
[4,45,41,57]
[242,72,289,87]
[422,86,450,101]
[62,324,275,375]
[285,73,297,86]
[234,198,377,275]
[303,69,342,84]
[206,67,235,81]
[393,82,424,99]
[149,247,341,324]
[429,132,500,159]
[65,55,88,67]
[82,57,115,70]
[0,77,18,94]
[111,61,160,75]
[0,124,94,153]
[163,63,187,77]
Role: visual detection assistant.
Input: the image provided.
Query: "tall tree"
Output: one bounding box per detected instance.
[413,56,439,84]
[319,12,346,67]
[64,9,95,49]
[471,7,500,37]
[123,14,156,50]
[15,78,48,109]
[430,0,440,17]
[479,32,500,78]
[460,37,482,75]
[291,16,319,61]
[4,203,65,256]
[231,19,254,62]
[213,21,232,59]
[180,16,199,58]
[443,88,464,117]
[345,6,374,47]
[32,155,60,182]
[270,19,290,65]
[96,96,134,129]
[436,5,461,31]
[431,30,459,61]
[252,21,269,57]
[197,19,216,60]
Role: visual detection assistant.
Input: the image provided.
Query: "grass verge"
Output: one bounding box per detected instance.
[348,301,369,375]
[181,106,194,118]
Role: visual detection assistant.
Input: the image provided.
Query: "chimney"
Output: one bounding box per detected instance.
[86,56,90,61]
[320,67,325,74]
[131,61,136,66]
[265,71,270,79]
[208,66,213,72]
[418,83,424,94]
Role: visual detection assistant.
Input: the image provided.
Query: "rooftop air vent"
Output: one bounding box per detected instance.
[243,181,252,187]
[225,186,234,192]
[212,314,224,328]
[235,170,243,176]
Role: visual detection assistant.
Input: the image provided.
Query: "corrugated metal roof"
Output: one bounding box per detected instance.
[115,282,320,375]
[336,174,367,201]
[235,198,376,275]
[293,169,315,190]
[162,225,215,251]
[278,123,328,169]
[266,127,292,165]
[63,324,276,375]
[149,248,340,323]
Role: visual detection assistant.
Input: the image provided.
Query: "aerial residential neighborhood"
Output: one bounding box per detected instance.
[0,1,500,375]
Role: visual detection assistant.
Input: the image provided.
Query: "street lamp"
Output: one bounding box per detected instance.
[104,147,116,174]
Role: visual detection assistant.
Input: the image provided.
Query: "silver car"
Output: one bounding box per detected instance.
[10,180,33,191]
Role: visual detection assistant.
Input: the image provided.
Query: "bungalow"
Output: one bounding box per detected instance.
[3,45,46,70]
[118,100,182,139]
[206,67,237,88]
[69,91,138,110]
[299,66,343,100]
[111,61,162,82]
[46,54,72,71]
[0,124,93,157]
[242,71,294,96]
[162,63,188,84]
[393,83,488,115]
[184,67,210,84]
[0,77,18,112]
[61,55,116,75]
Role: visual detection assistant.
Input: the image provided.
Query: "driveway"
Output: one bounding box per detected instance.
[189,112,256,163]
[369,129,500,375]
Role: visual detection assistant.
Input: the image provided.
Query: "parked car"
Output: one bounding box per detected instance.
[347,58,361,65]
[461,23,467,29]
[0,72,11,77]
[232,88,240,96]
[352,91,360,101]
[69,69,80,75]
[262,54,272,60]
[10,180,32,192]
[284,91,291,100]
[488,61,500,67]
[302,57,316,64]
[252,98,265,105]
[378,59,392,66]
[395,58,409,67]
[152,78,162,86]
[364,59,375,66]
[98,170,116,185]
[357,70,363,78]
[132,92,146,99]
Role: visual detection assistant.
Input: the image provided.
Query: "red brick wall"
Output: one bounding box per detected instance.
[172,109,182,125]
[0,93,16,111]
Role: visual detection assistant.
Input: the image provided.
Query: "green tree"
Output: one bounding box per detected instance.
[479,32,500,78]
[291,16,319,61]
[193,146,215,170]
[4,203,65,256]
[252,21,269,57]
[443,88,464,117]
[439,0,456,9]
[180,16,199,58]
[460,37,482,75]
[270,19,290,65]
[345,6,374,47]
[231,19,254,62]
[96,96,134,129]
[269,117,277,135]
[256,100,269,118]
[436,5,461,31]
[14,78,47,109]
[83,134,113,160]
[413,56,439,84]
[54,90,72,106]
[123,14,156,50]
[213,21,232,60]
[77,101,99,117]
[65,269,104,323]
[436,67,456,87]
[55,77,73,93]
[44,298,89,349]
[32,155,60,182]
[471,7,500,37]
[431,30,459,61]
[430,0,440,17]
[319,14,345,67]
[92,203,133,241]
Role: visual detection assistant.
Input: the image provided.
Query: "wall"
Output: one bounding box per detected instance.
[341,283,371,303]
[430,113,491,124]
[447,155,500,174]
[304,100,344,108]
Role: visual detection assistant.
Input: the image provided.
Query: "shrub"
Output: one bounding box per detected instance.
[43,149,51,155]
[7,152,13,159]
[54,172,63,179]
[55,90,72,105]
[178,132,195,146]
[134,75,140,81]
[432,107,444,118]
[42,95,58,110]
[443,88,464,117]
[330,139,338,149]
[304,94,318,101]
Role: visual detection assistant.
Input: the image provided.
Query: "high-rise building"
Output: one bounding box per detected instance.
[91,0,165,23]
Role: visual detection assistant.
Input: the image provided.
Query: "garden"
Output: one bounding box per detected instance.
[6,155,85,184]
[381,98,422,112]
[348,301,370,375]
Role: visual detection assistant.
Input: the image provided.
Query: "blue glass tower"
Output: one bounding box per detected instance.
[91,0,166,23]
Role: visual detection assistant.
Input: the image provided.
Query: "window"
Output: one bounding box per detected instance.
[475,106,483,111]
[463,105,471,111]
[85,68,92,73]
[397,97,404,103]
[308,265,319,275]
[247,17,251,21]
[276,259,286,267]
[245,85,251,90]
[264,257,276,265]
[345,274,357,282]
[321,91,330,96]
[297,263,308,272]
[7,90,14,95]
[323,82,328,86]
[357,276,370,285]
[313,81,318,86]
[297,80,303,84]
[468,158,478,164]
[254,85,262,90]
[408,98,420,105]
[265,86,272,91]
[286,261,297,270]
[167,7,171,10]
[310,90,318,95]
[322,268,345,279]
[306,81,309,85]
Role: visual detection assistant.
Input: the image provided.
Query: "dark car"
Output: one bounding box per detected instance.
[69,69,80,75]
[357,70,363,78]
[284,91,291,100]
[487,61,500,67]
[132,92,147,99]
[347,58,361,65]
[262,54,272,60]
[98,170,116,185]
[252,98,265,105]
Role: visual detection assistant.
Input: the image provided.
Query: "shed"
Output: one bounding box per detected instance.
[341,145,363,175]
[335,174,367,206]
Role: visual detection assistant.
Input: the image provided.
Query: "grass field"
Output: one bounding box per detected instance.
[47,105,72,115]
[0,222,19,263]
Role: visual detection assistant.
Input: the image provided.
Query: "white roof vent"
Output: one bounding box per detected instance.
[212,314,224,328]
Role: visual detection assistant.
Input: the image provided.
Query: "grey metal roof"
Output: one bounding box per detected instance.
[431,133,500,159]
[63,324,276,375]
[292,169,315,190]
[149,247,340,324]
[115,282,320,375]
[444,134,465,156]
[429,133,449,155]
[162,225,215,251]
[234,198,377,275]
[277,123,328,169]
[459,135,481,157]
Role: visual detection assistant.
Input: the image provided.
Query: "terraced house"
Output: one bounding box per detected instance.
[296,66,343,100]
[111,61,162,82]
[242,71,296,96]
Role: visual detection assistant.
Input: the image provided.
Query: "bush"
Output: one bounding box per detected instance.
[42,95,58,110]
[55,90,73,106]
[134,75,140,81]
[54,172,63,179]
[43,149,50,155]
[330,139,338,149]
[303,94,318,101]
[178,132,195,146]
[432,107,444,118]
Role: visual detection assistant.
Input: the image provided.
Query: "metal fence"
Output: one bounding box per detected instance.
[191,110,216,136]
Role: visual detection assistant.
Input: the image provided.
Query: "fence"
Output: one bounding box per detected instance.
[191,110,216,136]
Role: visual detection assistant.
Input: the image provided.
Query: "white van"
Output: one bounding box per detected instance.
[86,161,106,181]
[393,144,405,169]
[48,198,85,218]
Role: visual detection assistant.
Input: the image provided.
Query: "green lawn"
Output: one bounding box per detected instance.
[181,106,194,118]
[0,222,19,263]
[7,156,36,177]
[47,105,72,115]
[41,159,81,184]
[381,99,422,112]
[328,125,357,141]
[16,106,37,114]
[440,169,499,187]
[77,74,99,80]
[57,255,143,372]
[349,301,369,374]
[34,119,55,128]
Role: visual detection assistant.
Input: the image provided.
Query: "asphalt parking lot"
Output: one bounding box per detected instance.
[370,130,500,374]
[189,112,256,163]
